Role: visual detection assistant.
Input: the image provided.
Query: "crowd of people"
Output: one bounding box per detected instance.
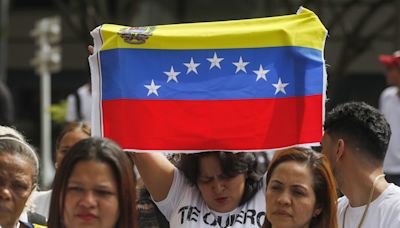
[0,49,399,228]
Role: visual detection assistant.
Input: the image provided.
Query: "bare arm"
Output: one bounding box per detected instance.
[131,153,175,202]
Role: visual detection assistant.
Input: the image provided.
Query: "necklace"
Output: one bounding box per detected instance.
[341,174,385,228]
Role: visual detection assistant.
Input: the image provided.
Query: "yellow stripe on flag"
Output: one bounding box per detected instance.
[99,8,326,51]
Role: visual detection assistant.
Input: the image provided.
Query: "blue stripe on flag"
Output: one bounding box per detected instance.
[100,46,324,100]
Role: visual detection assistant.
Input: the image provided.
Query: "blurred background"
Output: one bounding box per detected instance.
[1,0,399,185]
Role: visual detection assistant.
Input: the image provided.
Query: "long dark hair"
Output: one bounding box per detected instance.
[177,151,264,205]
[47,137,137,228]
[264,147,337,228]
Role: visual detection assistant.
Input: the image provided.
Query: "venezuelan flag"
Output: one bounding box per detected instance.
[89,7,327,152]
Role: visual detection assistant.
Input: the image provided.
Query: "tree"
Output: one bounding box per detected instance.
[54,0,140,47]
[274,0,398,88]
[55,0,399,102]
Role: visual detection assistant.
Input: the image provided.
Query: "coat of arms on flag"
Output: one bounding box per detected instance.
[89,7,328,153]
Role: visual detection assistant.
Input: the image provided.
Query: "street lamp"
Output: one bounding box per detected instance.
[31,16,61,188]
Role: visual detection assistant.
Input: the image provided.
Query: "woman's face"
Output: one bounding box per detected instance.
[197,154,246,213]
[0,153,34,228]
[266,161,320,228]
[63,160,119,228]
[56,130,90,166]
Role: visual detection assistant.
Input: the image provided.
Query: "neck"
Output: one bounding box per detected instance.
[339,165,389,207]
[2,221,18,228]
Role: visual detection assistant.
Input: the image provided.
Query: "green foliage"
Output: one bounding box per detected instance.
[50,99,67,124]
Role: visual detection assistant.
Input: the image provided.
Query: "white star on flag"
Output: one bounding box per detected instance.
[144,80,161,96]
[207,52,224,69]
[272,78,289,95]
[233,56,249,73]
[253,65,269,81]
[183,57,200,74]
[164,66,181,83]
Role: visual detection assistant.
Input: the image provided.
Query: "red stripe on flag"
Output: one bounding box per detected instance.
[102,95,323,151]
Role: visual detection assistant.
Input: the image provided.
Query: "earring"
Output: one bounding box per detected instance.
[313,209,322,217]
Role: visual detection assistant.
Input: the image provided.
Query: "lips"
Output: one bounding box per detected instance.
[273,210,292,217]
[77,213,98,221]
[215,197,228,204]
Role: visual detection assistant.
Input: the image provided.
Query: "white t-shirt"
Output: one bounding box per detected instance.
[155,169,266,228]
[31,190,52,219]
[380,86,400,174]
[66,84,92,125]
[337,184,400,228]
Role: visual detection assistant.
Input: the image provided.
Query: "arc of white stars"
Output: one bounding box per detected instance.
[253,65,269,81]
[183,57,200,74]
[144,80,161,96]
[207,52,224,69]
[272,78,289,95]
[164,66,181,83]
[232,56,249,73]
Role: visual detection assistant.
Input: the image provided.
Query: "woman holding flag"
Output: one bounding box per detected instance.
[132,151,266,227]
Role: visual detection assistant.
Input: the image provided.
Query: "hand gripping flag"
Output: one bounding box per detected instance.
[89,7,328,152]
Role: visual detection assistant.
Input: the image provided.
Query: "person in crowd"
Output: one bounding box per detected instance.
[47,137,137,228]
[378,50,400,186]
[132,151,266,227]
[264,147,337,228]
[321,101,400,228]
[136,182,170,228]
[0,126,46,228]
[135,154,182,228]
[65,82,92,125]
[30,122,91,219]
[54,122,91,169]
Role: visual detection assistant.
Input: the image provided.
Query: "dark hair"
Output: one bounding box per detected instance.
[324,101,391,161]
[177,151,264,205]
[48,137,137,228]
[55,122,91,149]
[264,147,337,228]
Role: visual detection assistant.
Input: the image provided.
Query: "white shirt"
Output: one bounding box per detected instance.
[380,86,400,174]
[337,184,400,228]
[30,190,52,219]
[66,84,92,126]
[154,169,266,228]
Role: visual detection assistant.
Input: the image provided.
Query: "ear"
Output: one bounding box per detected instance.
[335,139,346,162]
[313,207,322,217]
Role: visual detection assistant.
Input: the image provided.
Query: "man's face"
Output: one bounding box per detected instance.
[385,65,400,86]
[321,132,344,190]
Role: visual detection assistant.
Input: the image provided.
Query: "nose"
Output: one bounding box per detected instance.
[79,191,97,208]
[277,191,291,206]
[0,186,12,200]
[212,179,225,194]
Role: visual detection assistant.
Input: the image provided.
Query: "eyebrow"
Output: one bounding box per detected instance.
[270,180,309,190]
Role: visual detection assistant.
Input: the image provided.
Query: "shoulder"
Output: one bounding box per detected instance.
[380,184,400,206]
[337,195,349,210]
[380,86,398,99]
[19,212,47,228]
[77,84,90,95]
[27,211,47,226]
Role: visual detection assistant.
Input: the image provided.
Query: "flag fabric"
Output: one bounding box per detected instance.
[89,7,328,153]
